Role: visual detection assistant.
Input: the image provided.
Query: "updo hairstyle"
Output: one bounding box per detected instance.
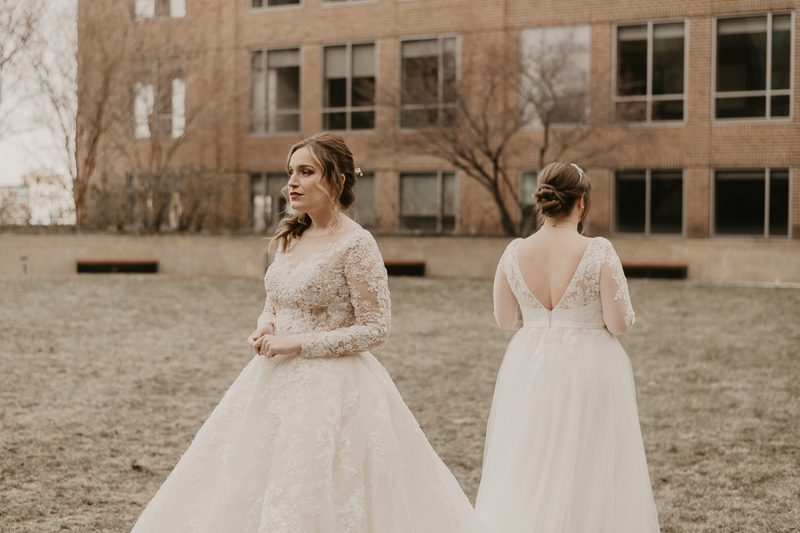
[272,132,359,251]
[533,161,591,229]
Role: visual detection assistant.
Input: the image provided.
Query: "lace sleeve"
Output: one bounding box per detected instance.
[599,241,635,335]
[493,242,523,331]
[300,232,391,358]
[256,279,276,330]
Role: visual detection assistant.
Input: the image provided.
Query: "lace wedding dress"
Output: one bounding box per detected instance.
[130,228,486,533]
[475,237,660,533]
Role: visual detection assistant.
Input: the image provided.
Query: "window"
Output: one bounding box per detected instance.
[250,48,301,135]
[615,20,686,122]
[714,12,794,120]
[323,43,376,131]
[400,37,457,128]
[520,170,539,234]
[399,171,456,232]
[350,172,376,229]
[133,59,185,139]
[714,169,790,237]
[251,0,300,8]
[615,169,683,234]
[251,173,287,233]
[134,0,185,20]
[520,25,590,127]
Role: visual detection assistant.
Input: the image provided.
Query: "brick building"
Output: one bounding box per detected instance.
[79,0,799,255]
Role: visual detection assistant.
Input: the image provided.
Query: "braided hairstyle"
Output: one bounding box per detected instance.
[533,161,591,232]
[272,132,359,252]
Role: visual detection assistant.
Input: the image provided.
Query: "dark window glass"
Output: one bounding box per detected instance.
[769,170,790,236]
[716,16,767,92]
[617,25,647,96]
[617,101,647,122]
[715,96,766,119]
[652,23,684,95]
[352,77,375,107]
[442,38,457,103]
[652,100,684,121]
[771,14,792,90]
[325,78,347,108]
[399,172,456,233]
[771,95,791,117]
[401,38,457,129]
[616,171,646,233]
[715,170,765,235]
[442,172,456,231]
[323,112,346,130]
[351,111,375,129]
[268,0,300,6]
[651,170,683,234]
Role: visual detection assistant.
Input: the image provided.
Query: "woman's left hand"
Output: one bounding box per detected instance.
[256,334,303,359]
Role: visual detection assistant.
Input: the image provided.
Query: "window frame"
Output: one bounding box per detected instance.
[611,168,686,237]
[134,0,186,20]
[711,11,796,124]
[396,170,459,234]
[320,40,378,134]
[397,34,460,132]
[710,167,793,238]
[131,57,186,140]
[248,0,303,13]
[612,18,689,126]
[249,45,303,137]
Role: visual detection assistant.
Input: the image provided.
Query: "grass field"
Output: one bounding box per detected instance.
[0,275,798,532]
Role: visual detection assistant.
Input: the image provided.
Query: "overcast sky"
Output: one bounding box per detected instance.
[0,0,74,187]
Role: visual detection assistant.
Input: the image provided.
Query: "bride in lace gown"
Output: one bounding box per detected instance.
[130,133,486,533]
[475,162,660,533]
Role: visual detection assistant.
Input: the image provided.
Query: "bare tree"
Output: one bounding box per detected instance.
[395,31,622,236]
[0,0,43,141]
[32,1,136,229]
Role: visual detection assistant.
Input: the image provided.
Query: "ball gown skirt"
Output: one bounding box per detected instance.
[475,323,661,533]
[129,351,486,533]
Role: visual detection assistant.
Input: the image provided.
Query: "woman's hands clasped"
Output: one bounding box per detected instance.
[247,324,303,359]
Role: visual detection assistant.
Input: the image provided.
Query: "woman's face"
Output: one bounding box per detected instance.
[287,147,334,215]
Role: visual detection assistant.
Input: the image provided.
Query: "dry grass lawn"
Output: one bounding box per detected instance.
[0,275,798,532]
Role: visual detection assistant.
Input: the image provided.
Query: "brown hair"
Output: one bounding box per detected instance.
[533,161,591,231]
[272,132,358,252]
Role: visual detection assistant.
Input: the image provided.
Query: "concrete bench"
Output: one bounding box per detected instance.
[622,262,687,279]
[384,259,425,277]
[77,258,159,274]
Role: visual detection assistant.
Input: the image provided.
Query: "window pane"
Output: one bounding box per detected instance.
[352,76,375,107]
[267,0,300,5]
[252,0,263,7]
[324,46,346,108]
[351,173,376,229]
[521,170,538,206]
[268,48,299,67]
[716,16,767,92]
[443,38,457,103]
[401,174,438,216]
[171,78,185,138]
[251,174,266,231]
[771,14,792,90]
[617,25,647,96]
[352,44,375,78]
[653,22,685,95]
[250,52,266,133]
[715,96,766,118]
[652,99,683,121]
[617,101,646,122]
[274,66,300,110]
[274,113,300,132]
[715,170,765,235]
[442,172,456,217]
[170,0,186,18]
[323,112,346,130]
[771,94,791,117]
[769,170,789,236]
[351,111,375,130]
[651,170,683,234]
[616,171,646,233]
[134,82,154,139]
[402,40,438,105]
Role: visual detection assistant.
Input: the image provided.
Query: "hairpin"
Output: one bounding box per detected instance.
[570,163,584,182]
[354,168,363,178]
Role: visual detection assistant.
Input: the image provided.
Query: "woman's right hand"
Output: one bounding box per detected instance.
[248,324,275,354]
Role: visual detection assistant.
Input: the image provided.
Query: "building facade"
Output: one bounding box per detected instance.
[79,0,799,247]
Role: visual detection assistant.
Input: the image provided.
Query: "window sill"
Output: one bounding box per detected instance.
[711,117,793,126]
[322,0,379,7]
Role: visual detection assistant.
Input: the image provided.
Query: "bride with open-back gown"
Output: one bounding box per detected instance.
[475,162,660,533]
[130,133,486,533]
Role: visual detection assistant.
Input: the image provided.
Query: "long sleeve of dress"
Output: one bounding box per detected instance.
[299,233,391,358]
[599,242,635,335]
[256,288,276,330]
[493,244,523,331]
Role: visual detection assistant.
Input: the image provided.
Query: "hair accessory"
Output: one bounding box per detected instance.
[570,163,584,182]
[354,168,363,178]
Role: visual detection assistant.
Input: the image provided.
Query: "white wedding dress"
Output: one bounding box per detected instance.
[130,228,486,533]
[475,237,660,533]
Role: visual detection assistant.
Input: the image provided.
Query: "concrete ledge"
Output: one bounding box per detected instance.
[1,233,798,283]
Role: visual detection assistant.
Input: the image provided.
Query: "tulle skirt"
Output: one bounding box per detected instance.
[475,326,660,533]
[131,352,486,533]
